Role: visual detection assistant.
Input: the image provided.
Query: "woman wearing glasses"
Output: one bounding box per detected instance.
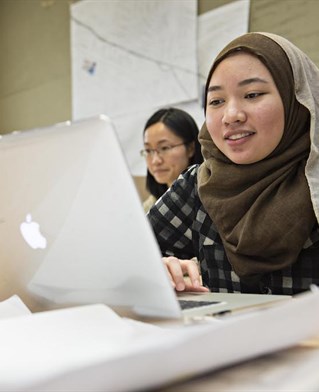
[141,107,203,212]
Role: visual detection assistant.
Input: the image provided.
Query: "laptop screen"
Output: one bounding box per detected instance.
[0,116,181,318]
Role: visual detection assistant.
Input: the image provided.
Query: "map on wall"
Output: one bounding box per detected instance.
[71,0,198,120]
[71,0,249,176]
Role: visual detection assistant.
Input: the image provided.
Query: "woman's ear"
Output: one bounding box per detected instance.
[187,141,196,159]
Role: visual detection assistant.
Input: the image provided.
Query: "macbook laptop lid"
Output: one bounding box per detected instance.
[0,116,288,319]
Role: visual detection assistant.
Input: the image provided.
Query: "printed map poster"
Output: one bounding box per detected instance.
[71,0,198,120]
[71,0,249,175]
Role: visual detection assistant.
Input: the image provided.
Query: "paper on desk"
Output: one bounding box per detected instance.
[0,295,31,319]
[0,290,319,391]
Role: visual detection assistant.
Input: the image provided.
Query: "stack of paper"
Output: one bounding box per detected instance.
[0,290,319,391]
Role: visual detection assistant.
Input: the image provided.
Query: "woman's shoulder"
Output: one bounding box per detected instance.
[149,165,201,216]
[173,164,200,190]
[174,164,201,195]
[183,164,200,178]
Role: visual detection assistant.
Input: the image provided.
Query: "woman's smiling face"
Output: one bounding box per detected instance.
[205,52,285,164]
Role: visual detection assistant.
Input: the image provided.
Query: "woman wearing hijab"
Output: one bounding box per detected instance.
[147,32,319,295]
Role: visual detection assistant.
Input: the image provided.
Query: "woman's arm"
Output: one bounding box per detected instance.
[148,166,208,292]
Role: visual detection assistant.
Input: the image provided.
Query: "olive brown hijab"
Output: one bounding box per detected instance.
[198,32,319,288]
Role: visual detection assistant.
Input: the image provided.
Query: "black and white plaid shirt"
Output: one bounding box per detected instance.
[147,165,319,295]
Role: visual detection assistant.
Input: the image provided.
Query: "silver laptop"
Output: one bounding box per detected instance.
[0,115,288,319]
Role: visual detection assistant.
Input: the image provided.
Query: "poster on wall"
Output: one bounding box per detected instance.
[71,0,249,176]
[198,0,250,96]
[71,0,198,119]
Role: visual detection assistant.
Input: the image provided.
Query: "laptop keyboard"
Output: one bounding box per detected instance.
[178,299,220,310]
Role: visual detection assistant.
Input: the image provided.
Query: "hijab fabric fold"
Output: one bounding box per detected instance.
[197,33,319,287]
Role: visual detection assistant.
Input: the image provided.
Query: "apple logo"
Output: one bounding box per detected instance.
[20,214,47,250]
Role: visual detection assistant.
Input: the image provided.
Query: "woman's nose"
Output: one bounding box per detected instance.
[222,104,246,125]
[150,152,163,163]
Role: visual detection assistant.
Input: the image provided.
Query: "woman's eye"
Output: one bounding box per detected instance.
[245,92,264,99]
[208,98,223,106]
[160,146,171,152]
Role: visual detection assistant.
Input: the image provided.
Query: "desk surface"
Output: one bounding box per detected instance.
[158,339,319,391]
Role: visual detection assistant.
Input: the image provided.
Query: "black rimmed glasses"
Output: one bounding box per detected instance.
[140,142,187,158]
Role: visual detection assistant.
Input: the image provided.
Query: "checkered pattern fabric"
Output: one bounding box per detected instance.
[148,165,319,295]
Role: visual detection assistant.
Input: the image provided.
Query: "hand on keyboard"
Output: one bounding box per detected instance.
[163,256,210,293]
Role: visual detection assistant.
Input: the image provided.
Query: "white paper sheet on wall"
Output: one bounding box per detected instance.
[71,0,198,119]
[198,0,250,100]
[70,0,249,176]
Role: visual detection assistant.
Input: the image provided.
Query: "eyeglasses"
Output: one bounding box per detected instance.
[140,142,186,158]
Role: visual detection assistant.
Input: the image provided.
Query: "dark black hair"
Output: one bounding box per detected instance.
[143,107,203,199]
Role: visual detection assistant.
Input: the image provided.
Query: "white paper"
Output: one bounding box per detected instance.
[121,0,249,175]
[198,0,250,87]
[0,295,31,319]
[0,290,319,391]
[71,0,198,121]
[70,0,250,176]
